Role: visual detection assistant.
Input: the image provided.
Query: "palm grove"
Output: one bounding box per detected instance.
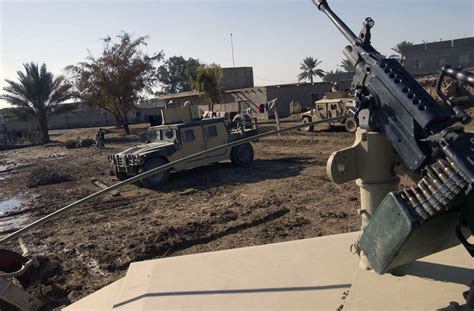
[1,34,411,143]
[1,32,224,141]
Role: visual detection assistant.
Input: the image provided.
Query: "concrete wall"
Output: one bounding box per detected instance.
[266,82,346,117]
[1,109,151,132]
[138,98,166,109]
[404,37,474,75]
[324,72,355,82]
[221,67,254,90]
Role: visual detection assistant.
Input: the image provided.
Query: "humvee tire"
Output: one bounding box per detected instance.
[302,117,314,132]
[231,143,254,166]
[139,157,170,189]
[114,169,128,181]
[344,117,358,133]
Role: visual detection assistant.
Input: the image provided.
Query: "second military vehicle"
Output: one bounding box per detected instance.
[301,91,357,132]
[108,105,258,188]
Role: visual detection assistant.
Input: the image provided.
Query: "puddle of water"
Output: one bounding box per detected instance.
[0,164,14,172]
[0,196,27,233]
[0,196,23,213]
[0,164,15,180]
[0,215,28,233]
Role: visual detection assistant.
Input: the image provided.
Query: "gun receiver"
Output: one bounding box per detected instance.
[312,0,474,273]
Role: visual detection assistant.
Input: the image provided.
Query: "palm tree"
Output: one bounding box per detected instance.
[391,41,413,64]
[1,63,73,143]
[391,41,413,55]
[298,57,325,83]
[340,59,353,72]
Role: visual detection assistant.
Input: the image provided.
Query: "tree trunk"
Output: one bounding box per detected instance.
[121,114,130,135]
[310,76,314,84]
[113,114,123,128]
[38,114,50,144]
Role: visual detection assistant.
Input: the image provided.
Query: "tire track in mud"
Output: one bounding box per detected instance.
[128,206,290,265]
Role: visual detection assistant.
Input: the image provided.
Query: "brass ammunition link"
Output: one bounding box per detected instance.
[403,158,468,224]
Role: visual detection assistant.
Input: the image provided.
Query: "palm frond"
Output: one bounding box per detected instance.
[298,57,324,82]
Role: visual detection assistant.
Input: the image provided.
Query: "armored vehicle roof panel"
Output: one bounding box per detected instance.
[66,232,472,310]
[322,91,349,99]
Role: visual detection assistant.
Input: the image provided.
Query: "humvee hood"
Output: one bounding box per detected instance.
[116,142,174,157]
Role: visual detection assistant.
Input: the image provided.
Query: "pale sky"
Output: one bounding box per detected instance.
[1,0,473,108]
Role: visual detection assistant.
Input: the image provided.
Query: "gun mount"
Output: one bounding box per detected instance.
[313,0,474,273]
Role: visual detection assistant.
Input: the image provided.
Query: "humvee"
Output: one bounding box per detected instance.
[301,91,358,133]
[108,105,258,188]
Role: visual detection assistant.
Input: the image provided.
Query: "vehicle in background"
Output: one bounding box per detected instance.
[301,91,358,133]
[108,105,258,189]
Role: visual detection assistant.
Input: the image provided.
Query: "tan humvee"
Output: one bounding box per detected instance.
[301,91,358,133]
[108,105,258,188]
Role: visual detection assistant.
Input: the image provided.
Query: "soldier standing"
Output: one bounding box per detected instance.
[96,129,105,149]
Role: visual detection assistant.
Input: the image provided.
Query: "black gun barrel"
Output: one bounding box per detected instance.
[311,0,358,46]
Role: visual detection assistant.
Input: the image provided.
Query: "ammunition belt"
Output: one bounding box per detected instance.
[401,158,469,224]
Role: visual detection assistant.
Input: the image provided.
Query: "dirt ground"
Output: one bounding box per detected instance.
[0,116,472,309]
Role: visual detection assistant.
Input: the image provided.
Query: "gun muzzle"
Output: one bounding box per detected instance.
[310,0,358,46]
[311,0,327,10]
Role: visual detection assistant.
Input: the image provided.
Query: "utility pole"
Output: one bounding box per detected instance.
[230,33,235,67]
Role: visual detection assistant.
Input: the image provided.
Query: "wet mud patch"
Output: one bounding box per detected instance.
[27,166,71,188]
[0,196,29,234]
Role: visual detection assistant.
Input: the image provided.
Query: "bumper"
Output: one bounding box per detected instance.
[108,154,141,174]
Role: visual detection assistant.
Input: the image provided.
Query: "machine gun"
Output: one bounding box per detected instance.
[312,0,474,273]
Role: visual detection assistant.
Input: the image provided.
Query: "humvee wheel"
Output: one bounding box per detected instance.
[344,117,358,133]
[139,157,170,189]
[114,169,128,181]
[231,143,254,166]
[302,117,314,132]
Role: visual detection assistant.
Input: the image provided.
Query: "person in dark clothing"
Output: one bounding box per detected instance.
[95,129,105,149]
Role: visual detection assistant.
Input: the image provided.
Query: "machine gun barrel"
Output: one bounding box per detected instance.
[311,0,358,46]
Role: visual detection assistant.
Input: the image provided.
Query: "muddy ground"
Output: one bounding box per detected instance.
[0,117,472,309]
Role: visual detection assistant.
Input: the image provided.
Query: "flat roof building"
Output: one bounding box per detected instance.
[404,37,474,76]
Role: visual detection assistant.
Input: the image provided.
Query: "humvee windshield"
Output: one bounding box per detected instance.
[163,129,175,140]
[139,128,177,143]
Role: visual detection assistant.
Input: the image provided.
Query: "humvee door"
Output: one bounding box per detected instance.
[202,123,229,159]
[177,126,207,163]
